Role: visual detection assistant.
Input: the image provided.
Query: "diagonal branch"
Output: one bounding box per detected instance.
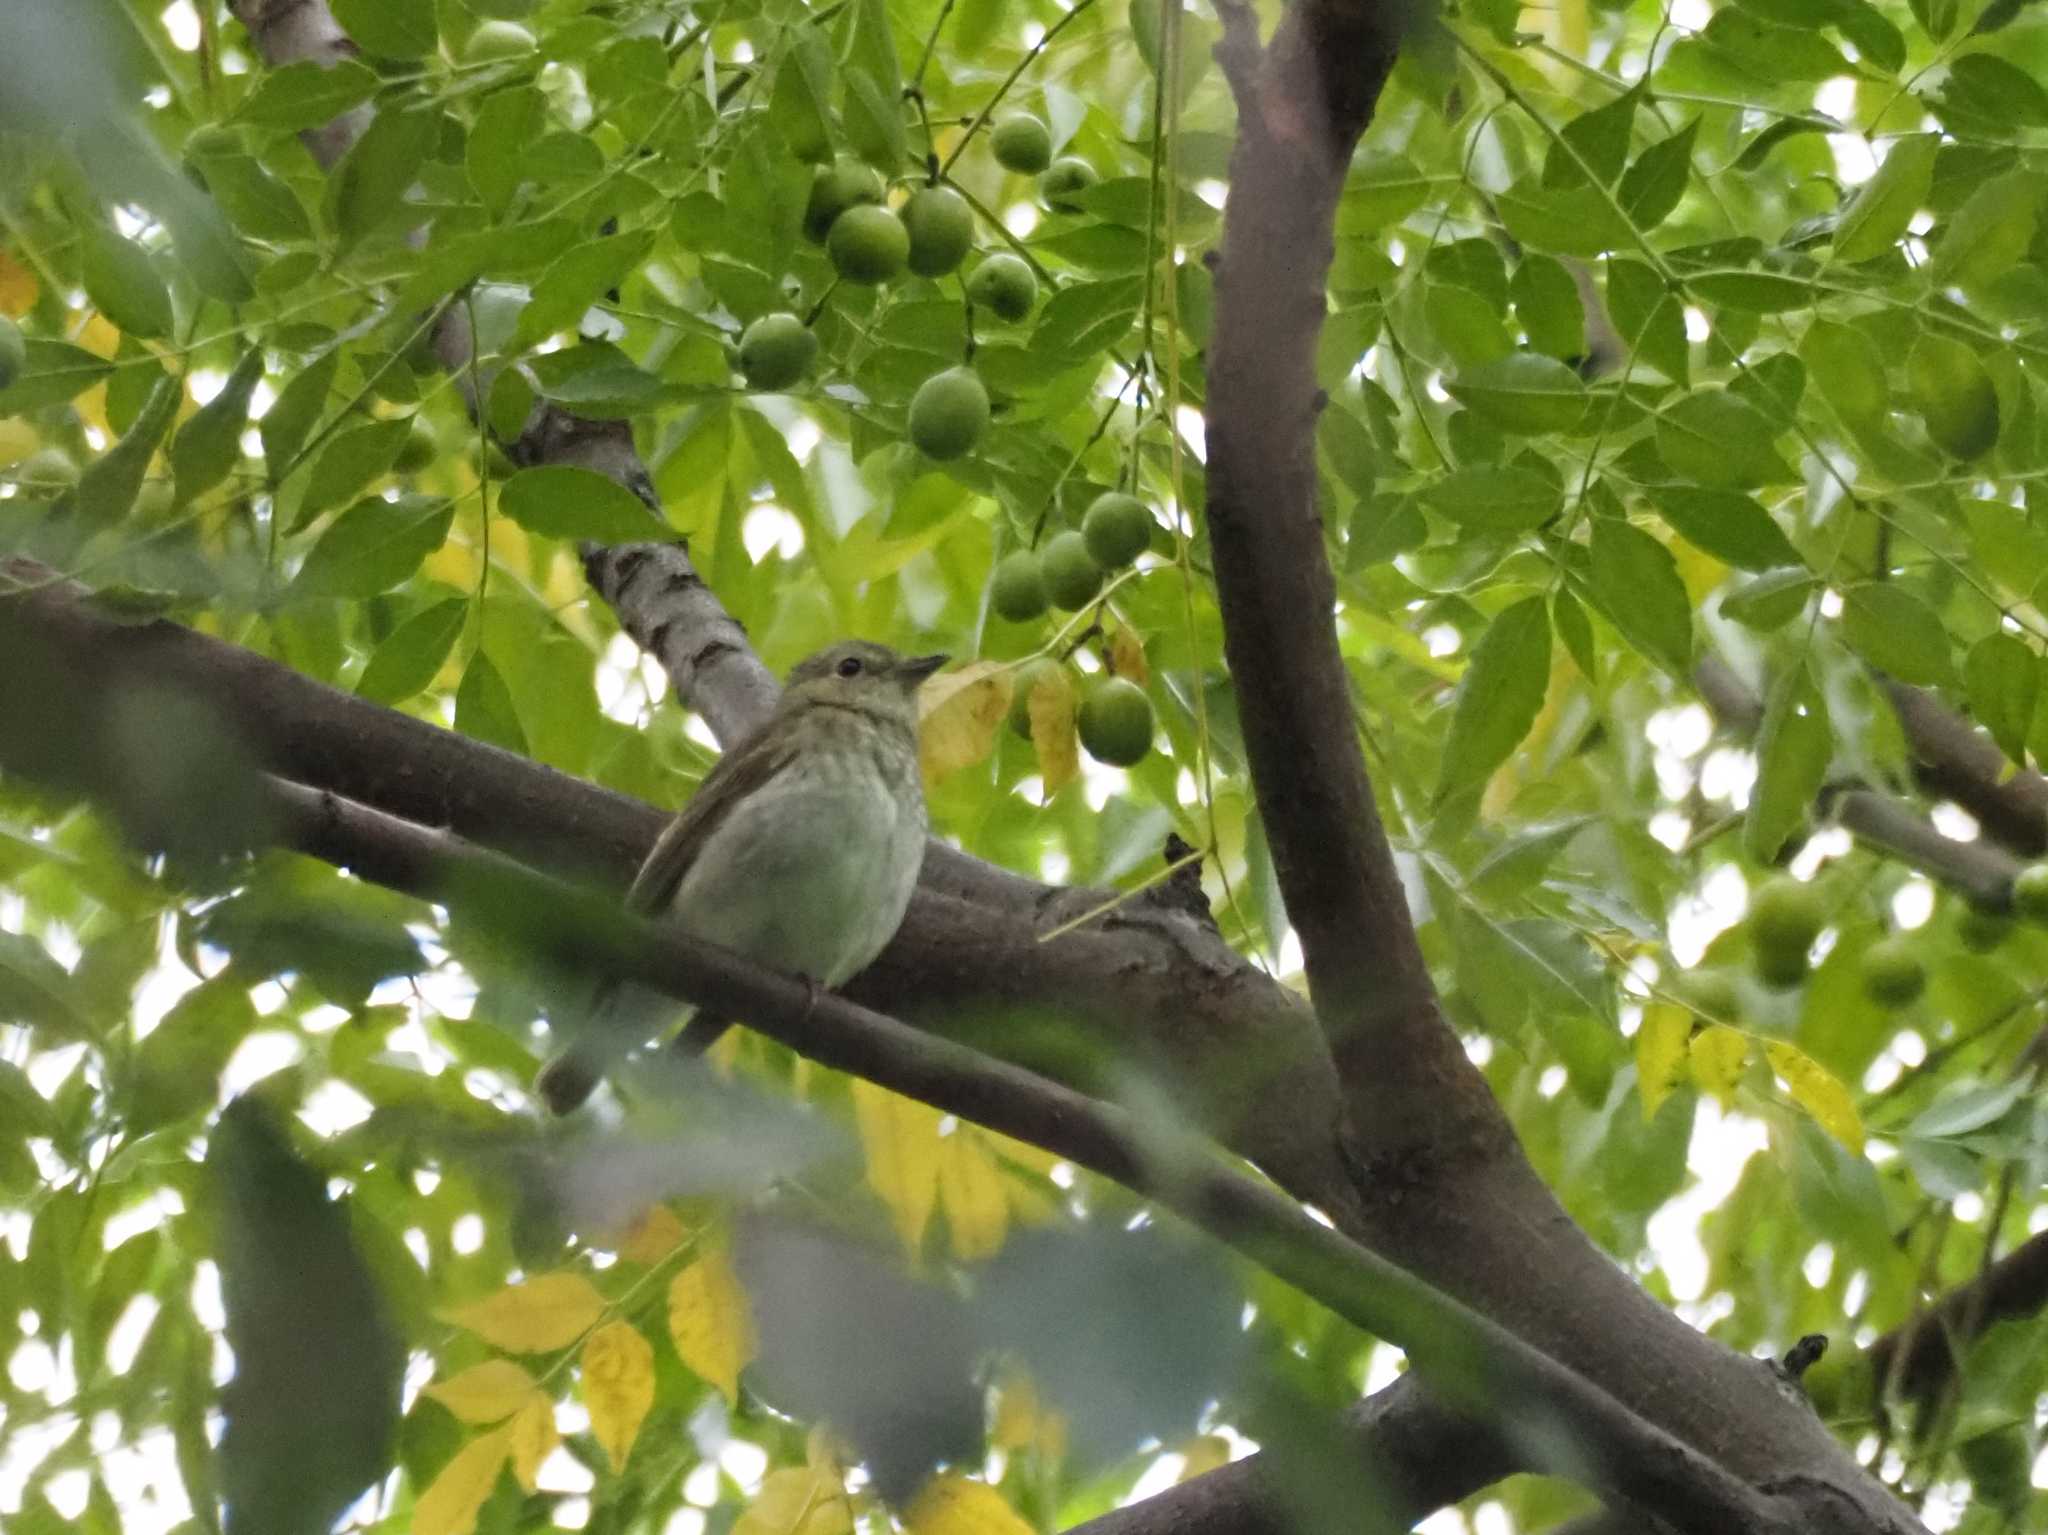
[1883,681,2048,860]
[1859,1228,2048,1408]
[1201,0,1506,1163]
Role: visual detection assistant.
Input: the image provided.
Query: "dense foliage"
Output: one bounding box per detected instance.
[3,0,2048,1532]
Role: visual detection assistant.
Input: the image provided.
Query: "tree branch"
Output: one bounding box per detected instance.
[1204,0,1504,1166]
[1883,681,2048,861]
[1860,1228,2048,1406]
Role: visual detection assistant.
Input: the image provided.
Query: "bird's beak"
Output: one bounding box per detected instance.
[899,653,949,683]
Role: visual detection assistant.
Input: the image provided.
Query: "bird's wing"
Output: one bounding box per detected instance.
[622,722,800,915]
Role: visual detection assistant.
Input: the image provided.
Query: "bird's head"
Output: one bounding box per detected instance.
[783,640,949,720]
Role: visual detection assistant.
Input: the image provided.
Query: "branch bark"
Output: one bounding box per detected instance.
[1860,1228,2048,1406]
[1883,681,2048,861]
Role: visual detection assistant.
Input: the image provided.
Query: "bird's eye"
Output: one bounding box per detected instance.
[836,656,864,678]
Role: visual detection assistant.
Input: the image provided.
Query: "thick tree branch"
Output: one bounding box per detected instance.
[1883,681,2048,860]
[1860,1228,2048,1406]
[1205,0,1502,1167]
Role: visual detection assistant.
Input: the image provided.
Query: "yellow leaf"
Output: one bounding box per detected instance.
[667,1247,756,1403]
[581,1321,655,1472]
[507,1395,557,1492]
[424,1360,543,1424]
[731,1466,853,1535]
[0,249,36,316]
[1107,626,1150,687]
[852,1077,942,1256]
[413,1427,511,1535]
[1027,665,1079,798]
[919,661,1013,783]
[989,1370,1067,1461]
[1765,1041,1865,1153]
[441,1271,607,1353]
[1634,1002,1691,1119]
[1177,1434,1232,1481]
[904,1473,1036,1535]
[617,1203,691,1267]
[1689,1025,1749,1110]
[938,1129,1009,1262]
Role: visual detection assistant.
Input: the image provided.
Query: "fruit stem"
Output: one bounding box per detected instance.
[802,280,840,328]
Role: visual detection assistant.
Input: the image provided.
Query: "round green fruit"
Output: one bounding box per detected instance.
[1041,529,1103,611]
[738,312,818,391]
[991,549,1049,623]
[17,446,78,495]
[1082,491,1152,568]
[991,114,1054,175]
[827,204,910,285]
[1039,156,1099,212]
[463,20,538,62]
[1749,876,1822,991]
[1860,936,1926,1009]
[803,160,886,245]
[1078,676,1154,766]
[2011,862,2048,925]
[907,366,989,460]
[394,417,439,473]
[1959,906,2011,953]
[966,254,1037,322]
[0,315,22,392]
[1008,658,1065,740]
[903,185,974,278]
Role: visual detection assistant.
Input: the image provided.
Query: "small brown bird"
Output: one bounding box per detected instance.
[536,640,946,1114]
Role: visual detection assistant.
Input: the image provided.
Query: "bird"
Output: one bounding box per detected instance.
[535,639,947,1115]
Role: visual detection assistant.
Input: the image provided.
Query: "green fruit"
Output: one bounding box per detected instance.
[1041,529,1103,610]
[1082,491,1152,568]
[991,549,1049,623]
[1749,876,1822,991]
[17,446,78,495]
[1008,658,1065,739]
[1860,936,1926,1009]
[394,417,439,474]
[0,315,22,392]
[803,160,886,245]
[463,20,538,62]
[2012,862,2048,925]
[1678,970,1741,1022]
[1078,676,1154,767]
[738,312,818,391]
[903,185,974,278]
[1040,156,1099,212]
[991,114,1054,175]
[1959,906,2011,953]
[908,366,989,460]
[966,254,1037,322]
[827,204,910,285]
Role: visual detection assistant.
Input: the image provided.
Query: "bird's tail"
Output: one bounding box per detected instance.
[535,985,735,1114]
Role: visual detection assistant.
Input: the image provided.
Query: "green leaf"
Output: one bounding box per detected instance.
[1438,597,1552,804]
[301,418,412,521]
[1509,254,1585,361]
[262,349,341,483]
[467,87,547,218]
[1649,487,1801,571]
[488,367,537,441]
[1964,632,2039,767]
[173,349,266,506]
[1588,520,1692,674]
[0,339,115,411]
[1720,569,1817,631]
[79,224,173,340]
[1423,285,1511,369]
[515,229,656,347]
[1935,53,2048,131]
[1544,89,1636,190]
[326,106,437,252]
[1908,333,1999,460]
[1686,271,1812,313]
[768,31,836,163]
[1444,352,1586,433]
[1799,319,1888,426]
[1497,177,1634,258]
[0,931,88,1042]
[76,374,179,525]
[1832,133,1937,263]
[1606,258,1687,385]
[1839,582,1955,687]
[237,59,380,130]
[840,66,908,174]
[331,0,437,58]
[358,598,468,705]
[1655,390,1793,488]
[456,649,528,755]
[497,464,668,541]
[1746,663,1831,862]
[1420,466,1561,532]
[1337,157,1430,234]
[196,153,315,242]
[292,494,455,597]
[1702,9,1854,78]
[1617,118,1696,230]
[1927,171,2048,290]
